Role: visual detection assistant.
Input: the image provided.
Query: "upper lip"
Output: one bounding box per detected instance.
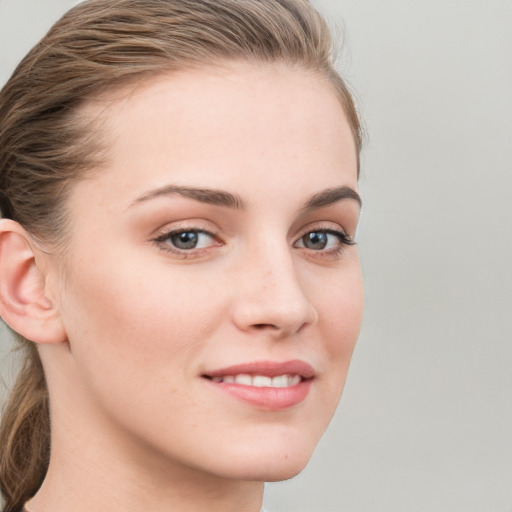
[203,360,315,379]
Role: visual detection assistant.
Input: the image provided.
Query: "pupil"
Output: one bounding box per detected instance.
[304,232,327,250]
[172,231,198,249]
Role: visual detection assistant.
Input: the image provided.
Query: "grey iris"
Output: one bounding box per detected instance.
[303,232,328,250]
[172,231,199,249]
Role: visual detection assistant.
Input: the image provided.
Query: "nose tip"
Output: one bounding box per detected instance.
[231,263,318,338]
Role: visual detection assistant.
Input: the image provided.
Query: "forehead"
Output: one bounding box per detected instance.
[76,62,358,208]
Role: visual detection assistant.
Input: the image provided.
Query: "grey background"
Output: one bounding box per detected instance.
[1,1,511,511]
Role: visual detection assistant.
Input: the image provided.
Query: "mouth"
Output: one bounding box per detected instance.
[201,360,314,411]
[206,374,302,387]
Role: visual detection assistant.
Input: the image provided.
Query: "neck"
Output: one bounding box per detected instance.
[29,403,264,512]
[30,347,265,512]
[31,448,264,512]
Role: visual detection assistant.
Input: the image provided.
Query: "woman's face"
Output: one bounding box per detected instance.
[51,63,363,482]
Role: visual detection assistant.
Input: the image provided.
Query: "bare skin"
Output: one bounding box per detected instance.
[1,62,362,512]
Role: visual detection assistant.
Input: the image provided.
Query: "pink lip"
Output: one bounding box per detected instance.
[202,360,314,411]
[204,360,315,379]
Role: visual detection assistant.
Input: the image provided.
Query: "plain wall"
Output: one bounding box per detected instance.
[1,1,511,511]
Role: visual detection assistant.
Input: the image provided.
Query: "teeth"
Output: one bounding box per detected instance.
[234,374,252,386]
[288,375,301,386]
[211,374,302,387]
[253,375,272,387]
[272,375,289,388]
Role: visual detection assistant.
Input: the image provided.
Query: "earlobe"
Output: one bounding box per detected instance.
[0,219,66,344]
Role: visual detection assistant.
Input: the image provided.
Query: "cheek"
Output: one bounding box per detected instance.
[317,261,363,348]
[57,257,230,449]
[313,262,363,394]
[59,254,224,385]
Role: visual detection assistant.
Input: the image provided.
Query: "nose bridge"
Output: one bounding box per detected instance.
[231,235,318,335]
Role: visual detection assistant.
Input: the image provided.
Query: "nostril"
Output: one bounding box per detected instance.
[252,323,278,330]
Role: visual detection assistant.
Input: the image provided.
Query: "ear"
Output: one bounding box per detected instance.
[0,219,66,344]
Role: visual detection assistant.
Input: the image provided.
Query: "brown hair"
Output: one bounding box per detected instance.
[0,1,361,510]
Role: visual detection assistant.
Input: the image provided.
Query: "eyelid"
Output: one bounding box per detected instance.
[293,229,354,249]
[151,222,222,259]
[294,220,354,241]
[149,219,355,261]
[293,222,356,261]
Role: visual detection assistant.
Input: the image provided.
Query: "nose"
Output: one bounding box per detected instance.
[230,242,318,338]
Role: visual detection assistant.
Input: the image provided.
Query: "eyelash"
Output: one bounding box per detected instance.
[153,227,219,259]
[294,229,355,260]
[152,226,355,260]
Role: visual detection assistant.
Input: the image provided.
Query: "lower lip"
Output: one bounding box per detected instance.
[204,379,313,411]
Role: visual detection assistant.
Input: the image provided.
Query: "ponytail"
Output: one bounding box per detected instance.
[0,338,50,512]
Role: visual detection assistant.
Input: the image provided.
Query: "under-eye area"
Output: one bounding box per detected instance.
[295,228,355,252]
[151,224,355,262]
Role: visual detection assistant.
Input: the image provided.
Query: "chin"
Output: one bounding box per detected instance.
[202,407,336,482]
[258,461,309,483]
[221,456,311,483]
[210,433,319,483]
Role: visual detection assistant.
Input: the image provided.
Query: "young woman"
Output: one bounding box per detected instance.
[0,1,363,511]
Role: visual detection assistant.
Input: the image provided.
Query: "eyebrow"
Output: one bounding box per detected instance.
[300,186,362,212]
[130,185,247,210]
[129,184,361,211]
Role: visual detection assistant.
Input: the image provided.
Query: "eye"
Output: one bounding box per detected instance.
[167,230,212,250]
[294,229,355,253]
[153,228,218,254]
[300,231,333,251]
